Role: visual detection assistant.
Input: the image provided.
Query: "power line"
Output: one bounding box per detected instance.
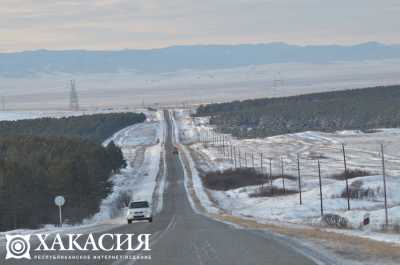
[69,80,79,111]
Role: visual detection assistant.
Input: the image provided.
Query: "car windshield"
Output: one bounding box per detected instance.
[129,201,149,209]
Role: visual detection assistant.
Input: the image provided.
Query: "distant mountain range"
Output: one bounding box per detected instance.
[1,42,400,76]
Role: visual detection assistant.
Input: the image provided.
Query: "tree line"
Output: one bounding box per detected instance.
[0,112,145,231]
[0,112,146,143]
[195,85,400,138]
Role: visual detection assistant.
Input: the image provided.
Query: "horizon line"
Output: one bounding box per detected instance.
[1,41,399,54]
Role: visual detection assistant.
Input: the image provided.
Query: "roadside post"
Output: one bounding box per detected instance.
[363,213,370,226]
[54,196,65,227]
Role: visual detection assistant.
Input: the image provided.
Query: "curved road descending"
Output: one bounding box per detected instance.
[3,110,317,265]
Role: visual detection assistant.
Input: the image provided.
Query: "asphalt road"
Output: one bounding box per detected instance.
[2,110,318,265]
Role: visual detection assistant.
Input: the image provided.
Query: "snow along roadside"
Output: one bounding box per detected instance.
[170,110,219,215]
[90,110,166,224]
[0,110,167,242]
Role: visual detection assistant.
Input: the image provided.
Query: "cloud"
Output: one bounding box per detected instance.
[1,0,399,51]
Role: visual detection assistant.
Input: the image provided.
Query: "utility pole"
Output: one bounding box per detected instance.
[1,96,5,111]
[222,136,225,156]
[272,72,284,96]
[297,154,302,205]
[381,144,389,227]
[342,144,351,211]
[281,157,285,193]
[69,80,79,111]
[318,159,324,216]
[233,146,237,168]
[238,148,242,168]
[230,144,234,163]
[260,153,263,173]
[269,158,273,195]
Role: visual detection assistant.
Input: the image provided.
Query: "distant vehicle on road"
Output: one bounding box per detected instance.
[173,146,179,155]
[127,200,153,223]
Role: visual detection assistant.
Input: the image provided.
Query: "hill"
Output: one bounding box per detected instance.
[195,85,400,138]
[1,42,400,76]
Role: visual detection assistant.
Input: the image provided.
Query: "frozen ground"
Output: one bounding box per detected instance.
[173,109,400,245]
[0,107,150,121]
[1,59,400,109]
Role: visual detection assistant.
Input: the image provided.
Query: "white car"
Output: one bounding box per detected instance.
[127,201,153,223]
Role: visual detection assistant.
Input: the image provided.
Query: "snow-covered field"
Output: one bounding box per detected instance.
[2,59,400,110]
[0,107,149,121]
[174,109,400,244]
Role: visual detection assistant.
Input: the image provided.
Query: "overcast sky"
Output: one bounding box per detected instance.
[1,0,400,52]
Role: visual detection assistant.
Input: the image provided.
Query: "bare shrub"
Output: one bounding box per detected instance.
[340,180,376,200]
[249,186,297,197]
[362,129,380,133]
[331,169,372,180]
[322,214,348,228]
[202,168,268,190]
[115,191,132,209]
[393,224,400,233]
[308,152,329,160]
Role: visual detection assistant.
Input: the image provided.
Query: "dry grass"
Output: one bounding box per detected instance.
[331,169,372,180]
[249,185,297,197]
[202,168,268,190]
[213,214,400,263]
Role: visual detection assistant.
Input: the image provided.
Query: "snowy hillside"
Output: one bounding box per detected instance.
[174,109,400,244]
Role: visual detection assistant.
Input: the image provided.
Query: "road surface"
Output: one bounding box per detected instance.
[2,110,318,265]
